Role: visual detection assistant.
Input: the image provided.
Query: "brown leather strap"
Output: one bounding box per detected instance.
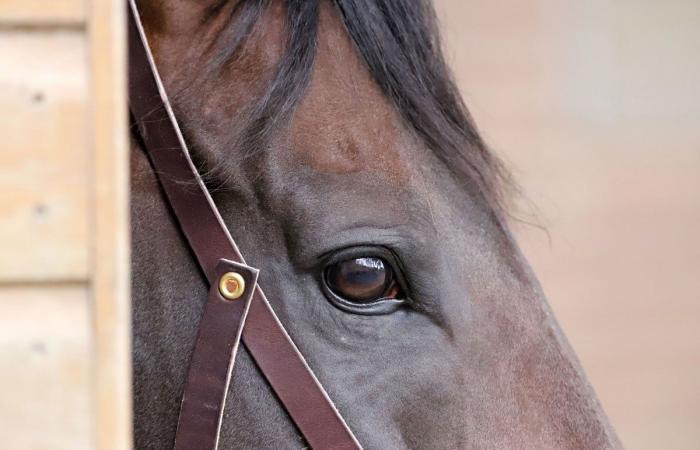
[174,260,258,450]
[127,1,362,449]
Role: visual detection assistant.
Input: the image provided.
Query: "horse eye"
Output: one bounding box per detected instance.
[324,257,401,304]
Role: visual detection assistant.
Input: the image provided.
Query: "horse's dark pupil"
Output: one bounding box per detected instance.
[326,257,391,303]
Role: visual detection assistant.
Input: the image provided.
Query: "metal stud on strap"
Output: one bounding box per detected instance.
[219,272,246,300]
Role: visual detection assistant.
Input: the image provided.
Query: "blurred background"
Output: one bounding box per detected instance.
[436,1,700,449]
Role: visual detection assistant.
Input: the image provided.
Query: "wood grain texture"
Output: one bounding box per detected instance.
[0,0,85,26]
[88,1,131,448]
[0,32,88,282]
[0,286,91,450]
[0,1,130,448]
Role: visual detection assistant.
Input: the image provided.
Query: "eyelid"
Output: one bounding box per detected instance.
[320,245,398,268]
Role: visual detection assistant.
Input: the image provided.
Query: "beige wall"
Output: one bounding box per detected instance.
[436,1,700,449]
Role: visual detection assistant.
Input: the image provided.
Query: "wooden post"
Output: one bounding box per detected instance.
[89,1,131,449]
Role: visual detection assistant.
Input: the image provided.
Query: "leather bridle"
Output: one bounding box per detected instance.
[127,1,362,448]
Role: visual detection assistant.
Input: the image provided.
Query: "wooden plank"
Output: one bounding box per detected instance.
[87,0,131,448]
[0,32,88,282]
[0,0,85,26]
[0,285,91,450]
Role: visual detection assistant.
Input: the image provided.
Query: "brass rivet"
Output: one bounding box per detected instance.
[219,272,245,300]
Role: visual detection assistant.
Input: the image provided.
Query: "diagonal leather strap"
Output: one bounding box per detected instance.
[127,1,362,449]
[175,260,258,450]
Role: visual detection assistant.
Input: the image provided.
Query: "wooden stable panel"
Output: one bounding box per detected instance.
[0,0,85,26]
[0,32,88,282]
[0,0,130,449]
[0,286,91,450]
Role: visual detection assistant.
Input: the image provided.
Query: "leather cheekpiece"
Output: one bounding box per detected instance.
[127,1,362,449]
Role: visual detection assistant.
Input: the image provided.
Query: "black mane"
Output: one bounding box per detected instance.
[334,0,512,212]
[194,0,513,213]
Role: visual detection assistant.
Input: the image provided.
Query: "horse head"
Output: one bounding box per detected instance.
[131,1,621,448]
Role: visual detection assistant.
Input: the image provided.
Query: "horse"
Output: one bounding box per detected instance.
[130,1,622,448]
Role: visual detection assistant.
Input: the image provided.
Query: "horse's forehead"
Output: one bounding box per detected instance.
[284,3,413,184]
[151,0,416,184]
